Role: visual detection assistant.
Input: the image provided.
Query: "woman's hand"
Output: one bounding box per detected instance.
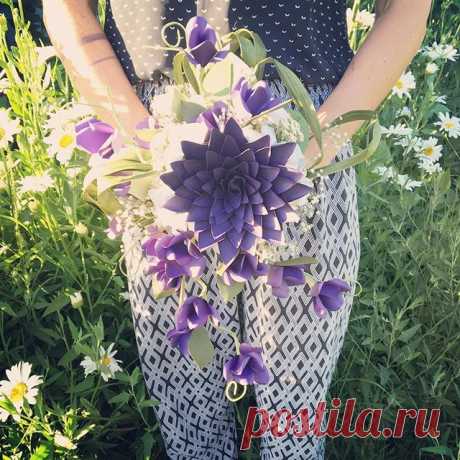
[305,0,432,168]
[43,0,150,136]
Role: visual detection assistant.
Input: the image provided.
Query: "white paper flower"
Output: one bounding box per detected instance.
[392,71,416,98]
[18,172,54,194]
[415,137,443,163]
[80,343,122,382]
[0,362,43,418]
[0,109,21,149]
[435,112,460,138]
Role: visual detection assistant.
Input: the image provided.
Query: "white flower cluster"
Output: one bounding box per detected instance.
[373,166,422,191]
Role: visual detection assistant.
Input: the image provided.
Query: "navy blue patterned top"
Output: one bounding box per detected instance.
[105,0,354,87]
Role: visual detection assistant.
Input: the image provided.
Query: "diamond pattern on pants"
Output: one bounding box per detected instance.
[122,81,360,459]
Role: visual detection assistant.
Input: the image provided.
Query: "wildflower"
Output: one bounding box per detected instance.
[392,71,416,98]
[381,123,412,137]
[0,109,20,149]
[435,113,460,138]
[425,62,439,75]
[67,167,82,179]
[395,135,422,153]
[46,104,93,132]
[373,166,397,181]
[415,137,443,163]
[0,362,43,419]
[419,160,442,175]
[434,95,447,104]
[310,279,351,318]
[224,343,271,385]
[45,127,77,164]
[74,222,88,236]
[346,8,375,32]
[424,42,458,62]
[80,344,122,382]
[397,106,411,118]
[396,175,422,191]
[18,172,54,194]
[68,291,83,309]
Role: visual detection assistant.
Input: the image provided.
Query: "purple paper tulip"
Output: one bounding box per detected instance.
[197,101,229,130]
[223,343,271,385]
[105,216,124,240]
[266,265,306,298]
[75,118,115,158]
[223,252,268,286]
[160,117,312,265]
[310,278,351,318]
[185,16,228,67]
[167,296,218,356]
[142,229,206,293]
[233,77,282,116]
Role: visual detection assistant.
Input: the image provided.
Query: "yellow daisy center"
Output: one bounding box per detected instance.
[0,127,5,140]
[100,355,112,367]
[423,147,434,156]
[59,134,74,149]
[444,121,454,130]
[395,80,404,89]
[10,382,28,403]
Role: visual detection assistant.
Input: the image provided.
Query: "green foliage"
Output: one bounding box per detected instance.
[0,1,459,459]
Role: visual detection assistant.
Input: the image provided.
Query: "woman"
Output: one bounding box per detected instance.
[43,1,431,458]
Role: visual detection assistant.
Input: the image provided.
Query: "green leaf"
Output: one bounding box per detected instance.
[189,327,214,369]
[435,169,451,195]
[182,57,200,94]
[273,58,323,151]
[216,276,245,302]
[43,292,69,318]
[30,443,53,460]
[275,256,318,267]
[109,392,131,406]
[318,120,382,176]
[139,399,161,408]
[398,324,422,344]
[172,52,186,85]
[141,432,155,460]
[419,446,453,456]
[327,110,375,129]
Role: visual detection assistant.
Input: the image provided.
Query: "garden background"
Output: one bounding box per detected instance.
[0,0,459,458]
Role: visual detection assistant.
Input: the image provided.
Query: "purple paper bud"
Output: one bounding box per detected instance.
[222,253,268,286]
[223,343,271,385]
[75,118,115,158]
[266,265,306,298]
[233,77,282,116]
[310,278,351,318]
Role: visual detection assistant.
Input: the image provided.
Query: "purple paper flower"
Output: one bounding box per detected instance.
[266,265,306,298]
[167,296,218,356]
[105,216,124,240]
[223,253,268,286]
[142,229,205,293]
[160,118,312,264]
[197,101,229,130]
[75,118,115,158]
[310,278,351,318]
[223,343,271,385]
[185,16,228,67]
[233,77,282,116]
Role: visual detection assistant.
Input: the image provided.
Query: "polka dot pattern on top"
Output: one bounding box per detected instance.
[104,0,354,87]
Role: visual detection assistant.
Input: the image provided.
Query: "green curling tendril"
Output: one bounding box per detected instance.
[225,381,248,402]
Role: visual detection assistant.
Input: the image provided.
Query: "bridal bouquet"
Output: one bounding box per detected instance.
[75,16,380,400]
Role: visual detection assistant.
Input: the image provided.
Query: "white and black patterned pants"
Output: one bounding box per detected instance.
[123,81,360,459]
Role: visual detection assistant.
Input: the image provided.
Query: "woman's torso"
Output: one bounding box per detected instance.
[104,0,353,87]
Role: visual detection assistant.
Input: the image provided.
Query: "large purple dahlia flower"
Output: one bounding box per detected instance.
[160,118,311,264]
[185,16,228,67]
[142,229,205,293]
[223,343,271,385]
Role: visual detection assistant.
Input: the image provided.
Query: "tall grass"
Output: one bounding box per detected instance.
[0,0,458,458]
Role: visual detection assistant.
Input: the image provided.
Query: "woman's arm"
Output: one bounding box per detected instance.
[305,0,432,168]
[43,0,149,135]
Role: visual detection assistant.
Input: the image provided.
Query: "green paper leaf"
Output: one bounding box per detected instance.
[273,59,323,151]
[216,276,245,302]
[327,110,375,128]
[182,57,200,94]
[189,327,214,369]
[275,256,318,267]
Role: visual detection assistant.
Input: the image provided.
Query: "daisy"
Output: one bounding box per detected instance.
[0,109,21,149]
[392,71,416,98]
[416,137,443,162]
[0,362,43,419]
[46,104,93,132]
[356,10,375,28]
[397,106,411,118]
[45,127,77,164]
[395,135,422,153]
[381,123,412,137]
[435,112,460,138]
[396,174,422,191]
[419,160,442,175]
[18,172,54,194]
[424,43,458,62]
[425,62,439,75]
[80,343,122,382]
[434,95,447,105]
[373,165,397,181]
